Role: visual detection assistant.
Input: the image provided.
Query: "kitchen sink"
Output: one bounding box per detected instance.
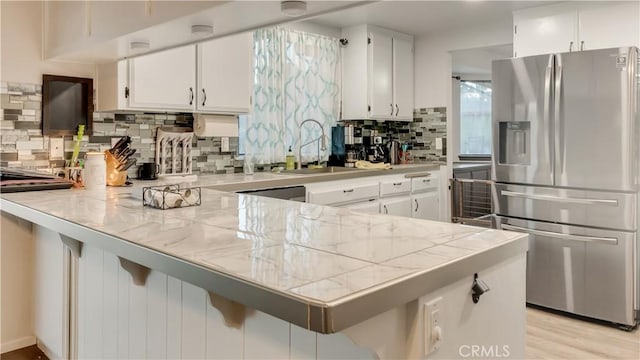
[278,166,361,175]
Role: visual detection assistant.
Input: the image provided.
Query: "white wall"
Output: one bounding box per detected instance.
[1,0,95,85]
[413,18,513,108]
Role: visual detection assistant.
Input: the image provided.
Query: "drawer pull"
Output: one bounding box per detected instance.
[343,189,354,193]
[392,182,403,186]
[422,179,431,183]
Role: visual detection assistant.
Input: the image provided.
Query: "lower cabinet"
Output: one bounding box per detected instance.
[412,191,439,221]
[340,199,381,214]
[380,196,412,217]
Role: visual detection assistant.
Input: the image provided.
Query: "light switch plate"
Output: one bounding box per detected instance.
[424,296,443,355]
[435,138,443,150]
[50,137,64,159]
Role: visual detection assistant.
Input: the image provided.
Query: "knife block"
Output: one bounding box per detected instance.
[105,151,127,186]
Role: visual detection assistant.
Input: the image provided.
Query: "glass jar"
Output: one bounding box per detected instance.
[84,152,106,189]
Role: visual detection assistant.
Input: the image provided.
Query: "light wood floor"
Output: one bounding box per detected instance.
[526,307,640,359]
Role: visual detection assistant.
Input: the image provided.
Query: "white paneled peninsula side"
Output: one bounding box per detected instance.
[1,174,528,359]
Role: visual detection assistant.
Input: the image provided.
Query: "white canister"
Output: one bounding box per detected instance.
[83,152,106,190]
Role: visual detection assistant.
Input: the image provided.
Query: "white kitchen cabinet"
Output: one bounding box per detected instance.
[380,196,412,217]
[128,45,196,111]
[513,2,640,58]
[577,2,640,51]
[197,32,252,113]
[306,181,378,206]
[369,30,394,119]
[341,199,380,214]
[341,25,413,121]
[96,60,129,112]
[412,191,439,221]
[392,36,414,120]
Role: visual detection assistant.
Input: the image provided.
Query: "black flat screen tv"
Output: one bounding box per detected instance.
[42,74,93,136]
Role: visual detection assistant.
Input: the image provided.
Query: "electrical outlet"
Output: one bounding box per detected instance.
[424,296,443,355]
[435,137,443,150]
[50,138,64,159]
[221,137,230,152]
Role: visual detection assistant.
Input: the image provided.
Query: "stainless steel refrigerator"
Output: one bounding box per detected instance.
[491,47,639,328]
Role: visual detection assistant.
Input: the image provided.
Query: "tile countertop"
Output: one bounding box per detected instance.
[0,164,528,334]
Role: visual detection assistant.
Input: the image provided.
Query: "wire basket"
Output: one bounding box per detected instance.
[142,184,201,210]
[450,178,493,227]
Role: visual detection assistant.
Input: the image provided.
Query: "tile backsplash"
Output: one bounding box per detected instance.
[0,82,241,177]
[341,107,447,163]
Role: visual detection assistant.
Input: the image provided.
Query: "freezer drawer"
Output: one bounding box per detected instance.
[493,183,636,231]
[496,216,636,326]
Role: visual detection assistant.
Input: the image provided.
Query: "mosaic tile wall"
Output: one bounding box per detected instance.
[342,107,447,163]
[0,82,241,177]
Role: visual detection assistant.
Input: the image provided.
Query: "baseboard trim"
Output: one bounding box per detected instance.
[36,338,59,360]
[0,336,36,354]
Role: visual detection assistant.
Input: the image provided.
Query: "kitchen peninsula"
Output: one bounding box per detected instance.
[0,171,528,359]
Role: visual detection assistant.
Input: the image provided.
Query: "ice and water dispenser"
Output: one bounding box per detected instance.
[498,121,530,165]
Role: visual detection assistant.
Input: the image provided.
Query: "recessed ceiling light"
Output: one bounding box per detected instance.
[281,1,307,17]
[130,41,150,51]
[191,24,214,37]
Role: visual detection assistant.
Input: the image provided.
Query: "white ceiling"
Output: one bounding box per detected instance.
[308,0,554,36]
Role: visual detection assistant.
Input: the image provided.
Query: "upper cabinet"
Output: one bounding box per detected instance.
[341,25,414,121]
[96,33,253,114]
[513,2,640,58]
[128,45,197,111]
[197,32,253,114]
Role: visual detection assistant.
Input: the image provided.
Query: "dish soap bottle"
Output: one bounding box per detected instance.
[286,146,295,170]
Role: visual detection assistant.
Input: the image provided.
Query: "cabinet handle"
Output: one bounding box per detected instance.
[392,182,402,186]
[383,205,388,214]
[569,41,574,52]
[202,88,207,106]
[395,104,399,117]
[580,40,584,51]
[390,104,394,116]
[422,179,431,183]
[189,87,194,105]
[124,86,129,99]
[343,189,354,193]
[414,199,419,212]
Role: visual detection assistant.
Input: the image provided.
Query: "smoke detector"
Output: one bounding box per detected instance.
[281,1,307,17]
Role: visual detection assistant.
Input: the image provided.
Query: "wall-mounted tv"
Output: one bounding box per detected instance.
[42,74,93,136]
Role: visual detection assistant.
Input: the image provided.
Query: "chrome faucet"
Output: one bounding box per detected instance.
[297,119,327,170]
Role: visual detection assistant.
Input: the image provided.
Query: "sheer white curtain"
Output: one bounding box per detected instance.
[244,27,340,165]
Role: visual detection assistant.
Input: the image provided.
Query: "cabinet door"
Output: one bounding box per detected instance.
[380,196,412,217]
[513,6,578,57]
[578,2,640,51]
[392,36,413,120]
[197,32,252,113]
[369,30,393,119]
[412,191,439,221]
[341,200,380,214]
[129,45,196,110]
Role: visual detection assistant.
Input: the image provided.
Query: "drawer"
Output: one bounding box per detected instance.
[411,173,439,193]
[307,182,379,205]
[379,178,411,197]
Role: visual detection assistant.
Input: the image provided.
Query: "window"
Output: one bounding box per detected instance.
[459,80,492,157]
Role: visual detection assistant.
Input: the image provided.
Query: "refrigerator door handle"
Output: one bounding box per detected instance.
[501,224,618,245]
[544,55,554,178]
[500,190,619,206]
[555,55,564,177]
